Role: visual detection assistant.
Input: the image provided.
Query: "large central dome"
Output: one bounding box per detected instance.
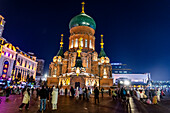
[69,13,96,30]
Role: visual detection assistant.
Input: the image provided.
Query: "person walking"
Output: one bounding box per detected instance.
[121,87,127,102]
[46,87,50,102]
[31,87,34,95]
[101,88,104,98]
[83,87,86,100]
[109,88,111,96]
[87,87,90,101]
[70,87,75,98]
[51,87,58,110]
[79,88,83,100]
[75,87,79,100]
[39,86,47,112]
[36,88,39,99]
[94,87,99,104]
[65,88,67,96]
[157,88,161,102]
[5,86,10,100]
[19,88,30,110]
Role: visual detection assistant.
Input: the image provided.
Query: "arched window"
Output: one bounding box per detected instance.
[2,61,9,79]
[89,40,92,48]
[81,39,83,47]
[71,39,74,48]
[21,59,23,66]
[75,39,78,47]
[85,39,87,47]
[29,62,31,69]
[18,58,20,64]
[54,68,57,75]
[32,64,34,70]
[25,61,27,67]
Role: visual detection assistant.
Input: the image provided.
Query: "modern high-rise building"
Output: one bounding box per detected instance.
[47,2,113,88]
[36,59,45,76]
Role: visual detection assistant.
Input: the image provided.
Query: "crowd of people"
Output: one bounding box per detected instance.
[134,88,167,104]
[2,84,168,112]
[16,85,101,112]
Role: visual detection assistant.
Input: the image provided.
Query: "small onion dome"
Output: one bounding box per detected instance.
[69,13,96,30]
[4,43,16,52]
[53,56,57,62]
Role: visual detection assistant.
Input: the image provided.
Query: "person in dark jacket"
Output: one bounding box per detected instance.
[65,88,67,96]
[101,88,104,98]
[94,87,99,104]
[39,86,47,112]
[36,88,39,98]
[70,87,75,98]
[109,88,111,96]
[6,87,10,100]
[46,87,50,102]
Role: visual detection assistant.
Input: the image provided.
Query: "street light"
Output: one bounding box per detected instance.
[45,74,47,80]
[124,80,130,86]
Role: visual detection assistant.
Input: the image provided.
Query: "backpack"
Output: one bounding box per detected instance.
[123,90,126,95]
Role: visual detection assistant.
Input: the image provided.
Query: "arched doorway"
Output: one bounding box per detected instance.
[2,61,9,79]
[70,76,85,88]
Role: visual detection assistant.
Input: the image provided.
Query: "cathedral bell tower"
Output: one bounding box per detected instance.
[68,2,96,52]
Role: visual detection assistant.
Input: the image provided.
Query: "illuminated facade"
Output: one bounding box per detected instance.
[48,2,113,88]
[0,16,37,81]
[0,15,5,37]
[112,63,151,86]
[14,50,37,81]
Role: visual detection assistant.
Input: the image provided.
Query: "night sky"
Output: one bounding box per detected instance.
[0,0,170,80]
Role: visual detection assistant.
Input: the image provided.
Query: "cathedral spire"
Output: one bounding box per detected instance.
[81,2,85,13]
[99,34,107,58]
[56,34,64,57]
[100,34,104,48]
[60,34,64,47]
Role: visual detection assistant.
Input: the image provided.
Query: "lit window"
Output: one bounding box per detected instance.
[119,71,122,73]
[21,59,23,66]
[104,68,107,75]
[75,39,78,47]
[18,58,20,63]
[25,61,27,67]
[29,62,31,69]
[124,71,127,73]
[85,39,87,47]
[54,68,57,74]
[32,64,34,70]
[71,40,73,48]
[89,40,92,48]
[115,71,118,73]
[119,66,121,68]
[81,39,83,47]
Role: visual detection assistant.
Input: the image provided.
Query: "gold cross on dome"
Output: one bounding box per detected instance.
[81,2,85,13]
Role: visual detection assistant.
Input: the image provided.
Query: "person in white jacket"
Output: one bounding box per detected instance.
[19,88,30,110]
[51,87,58,110]
[157,88,161,102]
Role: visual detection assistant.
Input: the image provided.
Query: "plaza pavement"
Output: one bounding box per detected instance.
[130,92,170,113]
[0,93,127,113]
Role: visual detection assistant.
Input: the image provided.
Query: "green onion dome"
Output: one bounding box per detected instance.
[69,13,96,30]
